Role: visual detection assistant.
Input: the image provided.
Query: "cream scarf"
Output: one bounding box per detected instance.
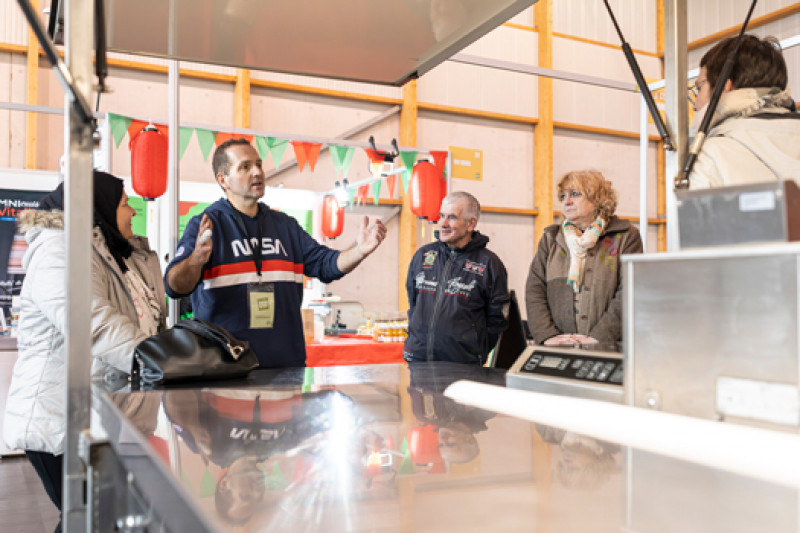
[562,217,606,293]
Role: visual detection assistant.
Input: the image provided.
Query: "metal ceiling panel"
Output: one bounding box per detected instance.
[104,0,538,86]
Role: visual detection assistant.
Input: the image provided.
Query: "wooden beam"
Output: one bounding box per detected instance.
[250,78,402,106]
[657,141,668,248]
[502,22,661,58]
[418,102,538,125]
[234,69,251,129]
[656,1,668,252]
[534,0,554,247]
[482,206,538,216]
[24,0,39,169]
[689,4,800,52]
[398,80,418,311]
[656,0,665,58]
[554,121,661,142]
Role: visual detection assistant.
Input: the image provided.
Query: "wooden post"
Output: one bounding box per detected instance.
[234,68,251,129]
[398,80,418,310]
[656,0,667,251]
[25,0,39,169]
[533,0,554,245]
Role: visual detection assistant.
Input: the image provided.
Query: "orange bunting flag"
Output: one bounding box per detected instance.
[430,150,449,176]
[214,132,253,146]
[291,141,323,172]
[357,184,370,205]
[385,174,397,198]
[127,119,149,141]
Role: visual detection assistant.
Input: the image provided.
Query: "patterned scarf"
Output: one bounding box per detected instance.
[562,217,606,293]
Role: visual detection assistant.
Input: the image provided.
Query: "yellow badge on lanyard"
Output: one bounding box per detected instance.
[248,282,274,329]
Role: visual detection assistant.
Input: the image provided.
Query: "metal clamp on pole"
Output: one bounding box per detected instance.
[674,0,758,189]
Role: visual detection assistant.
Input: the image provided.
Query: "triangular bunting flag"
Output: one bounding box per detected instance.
[401,436,409,454]
[398,150,418,172]
[266,462,287,490]
[330,145,355,177]
[195,129,217,161]
[291,141,309,172]
[346,187,357,211]
[291,141,322,172]
[127,119,148,143]
[398,452,415,475]
[385,434,395,451]
[401,169,411,195]
[179,127,194,160]
[214,132,253,146]
[107,113,132,148]
[385,174,397,199]
[430,150,449,176]
[267,137,289,169]
[199,467,215,497]
[306,142,322,172]
[372,180,381,205]
[357,185,369,206]
[255,136,270,161]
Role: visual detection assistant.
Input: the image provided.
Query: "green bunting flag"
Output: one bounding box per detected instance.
[108,113,133,148]
[401,169,411,195]
[346,186,357,211]
[330,145,355,177]
[195,129,217,161]
[398,452,415,475]
[372,180,381,205]
[266,462,287,490]
[267,137,289,169]
[179,127,194,160]
[199,468,215,497]
[398,150,418,173]
[255,136,270,161]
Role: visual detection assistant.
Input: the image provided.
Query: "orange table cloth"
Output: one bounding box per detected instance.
[305,336,405,366]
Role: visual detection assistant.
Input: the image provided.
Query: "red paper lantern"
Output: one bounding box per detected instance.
[407,425,442,465]
[130,126,168,201]
[321,195,344,239]
[410,161,443,221]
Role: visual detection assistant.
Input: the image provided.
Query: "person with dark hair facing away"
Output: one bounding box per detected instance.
[526,170,642,346]
[689,34,800,189]
[165,138,387,368]
[3,171,167,533]
[404,191,509,364]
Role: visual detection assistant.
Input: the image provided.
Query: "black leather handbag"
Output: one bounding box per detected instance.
[131,318,259,389]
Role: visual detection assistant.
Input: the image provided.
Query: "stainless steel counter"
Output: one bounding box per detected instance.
[95,363,799,532]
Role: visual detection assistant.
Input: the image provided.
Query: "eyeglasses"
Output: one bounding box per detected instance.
[558,190,582,202]
[689,77,707,98]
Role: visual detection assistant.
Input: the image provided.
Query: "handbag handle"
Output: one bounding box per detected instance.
[174,318,248,361]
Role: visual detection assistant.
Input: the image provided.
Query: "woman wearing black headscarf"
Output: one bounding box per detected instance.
[3,171,166,533]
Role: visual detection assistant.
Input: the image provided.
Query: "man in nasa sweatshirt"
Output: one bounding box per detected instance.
[165,138,386,368]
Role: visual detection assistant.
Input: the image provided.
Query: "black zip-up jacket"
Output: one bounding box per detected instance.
[404,231,510,364]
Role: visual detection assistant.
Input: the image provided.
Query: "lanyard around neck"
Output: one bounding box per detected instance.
[233,208,263,277]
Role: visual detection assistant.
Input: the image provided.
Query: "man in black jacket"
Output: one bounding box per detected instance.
[404,191,509,364]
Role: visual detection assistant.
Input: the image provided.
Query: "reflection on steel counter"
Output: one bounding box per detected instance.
[97,363,800,532]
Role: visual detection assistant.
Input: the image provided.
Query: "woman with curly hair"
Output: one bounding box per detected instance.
[525,170,643,346]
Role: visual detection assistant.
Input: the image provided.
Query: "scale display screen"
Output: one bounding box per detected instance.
[520,349,623,385]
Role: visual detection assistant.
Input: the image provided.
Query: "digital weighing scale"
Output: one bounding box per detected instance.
[506,345,624,403]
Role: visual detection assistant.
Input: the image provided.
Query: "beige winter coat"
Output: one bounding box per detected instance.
[3,210,166,454]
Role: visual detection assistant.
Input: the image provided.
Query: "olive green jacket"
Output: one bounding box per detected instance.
[525,216,643,343]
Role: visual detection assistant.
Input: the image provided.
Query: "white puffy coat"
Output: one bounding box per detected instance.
[3,210,166,454]
[689,88,800,189]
